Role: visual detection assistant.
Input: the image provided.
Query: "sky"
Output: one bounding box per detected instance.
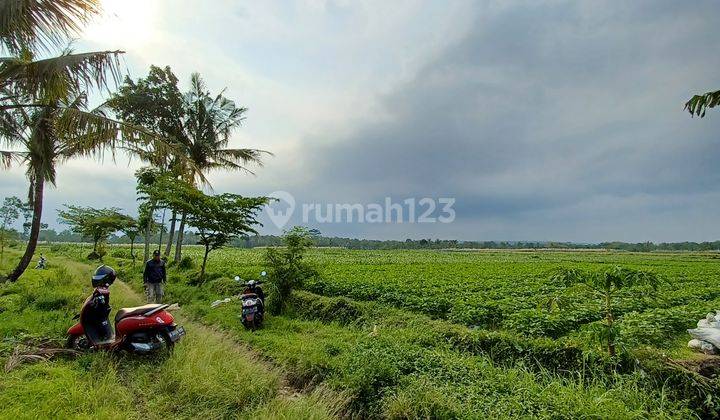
[3,0,720,243]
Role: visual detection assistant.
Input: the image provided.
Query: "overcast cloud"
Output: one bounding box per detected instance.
[3,0,720,242]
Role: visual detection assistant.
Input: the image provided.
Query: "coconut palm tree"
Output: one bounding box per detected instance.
[0,84,173,281]
[0,0,177,281]
[108,65,189,260]
[173,73,270,261]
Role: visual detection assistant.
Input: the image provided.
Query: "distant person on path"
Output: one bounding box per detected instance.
[143,250,166,303]
[35,253,47,269]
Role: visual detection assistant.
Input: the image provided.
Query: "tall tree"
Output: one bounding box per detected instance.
[185,192,267,281]
[134,166,161,261]
[0,0,102,55]
[0,1,177,281]
[174,73,269,261]
[107,66,186,259]
[118,214,140,266]
[109,68,270,262]
[57,205,128,257]
[141,173,267,280]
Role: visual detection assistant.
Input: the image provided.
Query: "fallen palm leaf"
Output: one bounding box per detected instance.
[4,343,81,372]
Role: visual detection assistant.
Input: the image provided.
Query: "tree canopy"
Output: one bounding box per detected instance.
[57,205,133,255]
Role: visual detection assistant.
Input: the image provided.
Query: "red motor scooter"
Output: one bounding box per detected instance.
[66,266,185,354]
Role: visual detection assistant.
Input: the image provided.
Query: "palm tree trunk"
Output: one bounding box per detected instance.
[164,210,176,258]
[174,211,186,262]
[8,175,44,282]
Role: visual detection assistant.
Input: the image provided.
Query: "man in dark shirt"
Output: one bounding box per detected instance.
[143,250,166,303]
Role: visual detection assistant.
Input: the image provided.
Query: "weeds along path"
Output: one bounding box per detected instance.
[0,252,337,419]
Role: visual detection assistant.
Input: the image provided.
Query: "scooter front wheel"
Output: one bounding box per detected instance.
[66,334,90,351]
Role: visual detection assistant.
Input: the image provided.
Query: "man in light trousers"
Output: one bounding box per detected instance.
[143,250,166,303]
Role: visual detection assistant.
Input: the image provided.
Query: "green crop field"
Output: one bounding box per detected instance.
[24,243,720,418]
[171,246,720,350]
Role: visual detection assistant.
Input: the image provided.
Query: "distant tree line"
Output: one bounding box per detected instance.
[233,236,720,252]
[11,228,719,253]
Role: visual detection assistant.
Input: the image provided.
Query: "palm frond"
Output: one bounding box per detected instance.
[207,159,255,176]
[212,147,270,175]
[54,106,199,175]
[0,149,26,168]
[0,50,124,101]
[0,104,28,141]
[0,0,101,54]
[685,89,720,118]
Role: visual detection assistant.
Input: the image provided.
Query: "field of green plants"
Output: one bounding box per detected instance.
[174,247,720,350]
[16,243,720,418]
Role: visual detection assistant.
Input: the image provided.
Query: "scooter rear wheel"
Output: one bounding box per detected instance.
[154,331,174,354]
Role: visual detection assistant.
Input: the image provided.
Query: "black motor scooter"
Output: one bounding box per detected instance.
[235,271,266,331]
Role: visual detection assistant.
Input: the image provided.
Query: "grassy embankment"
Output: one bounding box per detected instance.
[0,248,339,419]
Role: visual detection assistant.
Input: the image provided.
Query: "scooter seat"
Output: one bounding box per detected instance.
[115,304,166,322]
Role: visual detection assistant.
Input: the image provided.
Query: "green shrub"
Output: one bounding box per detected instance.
[265,227,318,314]
[290,293,364,325]
[87,250,105,260]
[187,270,221,286]
[177,256,195,270]
[18,288,39,307]
[110,248,132,259]
[34,291,73,311]
[168,273,187,284]
[209,277,244,296]
[48,266,73,287]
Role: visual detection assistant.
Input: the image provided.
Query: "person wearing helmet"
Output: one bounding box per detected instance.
[143,250,166,303]
[243,279,265,316]
[85,265,116,344]
[35,253,47,269]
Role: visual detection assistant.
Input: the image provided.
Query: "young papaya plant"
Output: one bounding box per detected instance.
[548,266,660,356]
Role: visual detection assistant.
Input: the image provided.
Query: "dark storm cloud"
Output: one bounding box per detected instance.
[297,0,720,241]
